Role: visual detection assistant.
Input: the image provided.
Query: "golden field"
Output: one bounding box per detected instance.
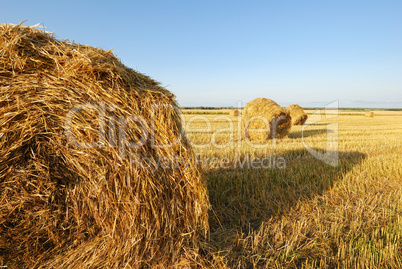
[182,109,402,268]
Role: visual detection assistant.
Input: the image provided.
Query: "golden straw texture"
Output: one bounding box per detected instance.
[0,23,209,268]
[242,98,292,142]
[286,104,308,125]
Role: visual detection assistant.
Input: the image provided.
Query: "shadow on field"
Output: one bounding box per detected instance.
[288,128,329,139]
[203,149,366,240]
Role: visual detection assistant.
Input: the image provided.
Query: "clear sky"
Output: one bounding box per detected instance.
[2,0,402,108]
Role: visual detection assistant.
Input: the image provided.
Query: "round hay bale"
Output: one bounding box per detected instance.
[229,109,240,117]
[365,111,374,117]
[242,98,292,142]
[0,24,209,268]
[286,104,308,125]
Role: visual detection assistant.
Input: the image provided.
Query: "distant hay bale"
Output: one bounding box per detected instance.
[0,23,209,268]
[242,98,292,142]
[229,109,240,117]
[365,111,374,117]
[286,104,308,125]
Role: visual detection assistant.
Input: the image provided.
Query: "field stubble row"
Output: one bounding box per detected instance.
[184,113,402,268]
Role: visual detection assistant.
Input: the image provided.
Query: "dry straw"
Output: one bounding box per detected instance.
[365,111,374,117]
[0,23,210,268]
[229,109,240,117]
[242,98,292,142]
[286,104,308,125]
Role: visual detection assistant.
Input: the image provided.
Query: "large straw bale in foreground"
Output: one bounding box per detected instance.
[286,104,308,125]
[242,98,292,142]
[0,24,209,268]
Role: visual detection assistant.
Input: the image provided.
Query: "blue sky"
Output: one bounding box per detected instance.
[2,0,402,108]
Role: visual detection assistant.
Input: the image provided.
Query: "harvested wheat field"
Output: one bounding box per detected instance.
[182,109,402,268]
[1,23,401,269]
[0,24,210,268]
[242,98,292,142]
[287,104,308,125]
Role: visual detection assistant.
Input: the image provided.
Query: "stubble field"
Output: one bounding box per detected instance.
[182,109,402,268]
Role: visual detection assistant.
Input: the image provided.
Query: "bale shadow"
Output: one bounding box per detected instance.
[203,149,366,239]
[288,128,329,139]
